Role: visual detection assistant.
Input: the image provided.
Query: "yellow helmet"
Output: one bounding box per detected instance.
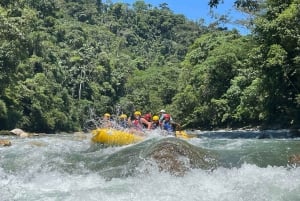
[120,114,127,119]
[152,115,159,121]
[134,111,141,116]
[104,113,110,117]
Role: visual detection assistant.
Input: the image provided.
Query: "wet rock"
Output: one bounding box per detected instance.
[20,132,29,138]
[9,128,40,138]
[0,139,12,146]
[10,128,28,136]
[88,137,217,178]
[142,137,217,176]
[288,154,300,166]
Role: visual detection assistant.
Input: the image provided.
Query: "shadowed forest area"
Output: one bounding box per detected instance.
[0,0,299,133]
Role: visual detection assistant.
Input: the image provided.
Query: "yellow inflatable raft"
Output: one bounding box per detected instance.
[91,128,197,146]
[91,128,144,146]
[175,130,197,139]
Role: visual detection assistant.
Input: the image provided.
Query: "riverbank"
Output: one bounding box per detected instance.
[187,128,300,139]
[1,127,300,140]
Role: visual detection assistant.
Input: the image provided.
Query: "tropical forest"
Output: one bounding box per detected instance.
[0,0,299,133]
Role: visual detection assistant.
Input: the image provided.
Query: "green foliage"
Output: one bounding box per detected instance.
[124,64,180,114]
[0,99,7,119]
[172,31,258,128]
[0,0,205,132]
[209,0,260,12]
[0,0,299,132]
[251,0,300,127]
[235,78,264,123]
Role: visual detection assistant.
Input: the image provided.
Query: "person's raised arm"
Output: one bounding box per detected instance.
[141,118,151,130]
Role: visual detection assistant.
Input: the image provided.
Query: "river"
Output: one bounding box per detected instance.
[1,130,300,201]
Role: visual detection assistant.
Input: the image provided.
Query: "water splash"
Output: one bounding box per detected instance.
[1,132,300,201]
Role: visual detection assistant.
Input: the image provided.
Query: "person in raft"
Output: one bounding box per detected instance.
[119,114,129,128]
[161,113,174,134]
[102,113,112,128]
[158,109,173,127]
[129,111,152,131]
[151,115,160,130]
[159,110,181,133]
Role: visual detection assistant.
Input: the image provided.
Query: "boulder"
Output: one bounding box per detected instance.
[88,137,218,179]
[10,128,26,135]
[0,139,12,146]
[10,128,29,138]
[142,137,217,176]
[288,154,300,166]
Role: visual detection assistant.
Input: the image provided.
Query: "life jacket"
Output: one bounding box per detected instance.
[132,117,143,130]
[162,121,173,132]
[161,113,173,133]
[119,120,128,128]
[151,121,160,129]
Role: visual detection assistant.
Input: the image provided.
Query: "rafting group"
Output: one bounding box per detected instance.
[101,109,178,136]
[91,109,194,146]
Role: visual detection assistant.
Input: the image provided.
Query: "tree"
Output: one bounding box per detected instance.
[251,0,300,127]
[209,0,260,12]
[173,31,256,128]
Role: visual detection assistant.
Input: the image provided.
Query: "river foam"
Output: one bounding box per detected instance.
[1,132,300,201]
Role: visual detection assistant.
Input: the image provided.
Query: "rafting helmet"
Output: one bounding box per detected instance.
[120,114,127,119]
[152,115,159,121]
[143,113,152,121]
[104,113,110,117]
[164,114,170,119]
[134,111,141,116]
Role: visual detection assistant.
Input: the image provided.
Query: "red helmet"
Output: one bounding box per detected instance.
[164,114,171,119]
[143,113,152,121]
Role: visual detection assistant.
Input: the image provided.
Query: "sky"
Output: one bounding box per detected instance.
[110,0,250,35]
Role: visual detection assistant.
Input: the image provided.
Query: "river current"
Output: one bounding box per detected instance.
[1,130,300,201]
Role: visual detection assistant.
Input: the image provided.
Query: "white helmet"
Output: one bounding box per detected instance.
[160,109,166,113]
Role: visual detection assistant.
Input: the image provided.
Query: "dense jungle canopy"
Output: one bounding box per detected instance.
[0,0,299,133]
